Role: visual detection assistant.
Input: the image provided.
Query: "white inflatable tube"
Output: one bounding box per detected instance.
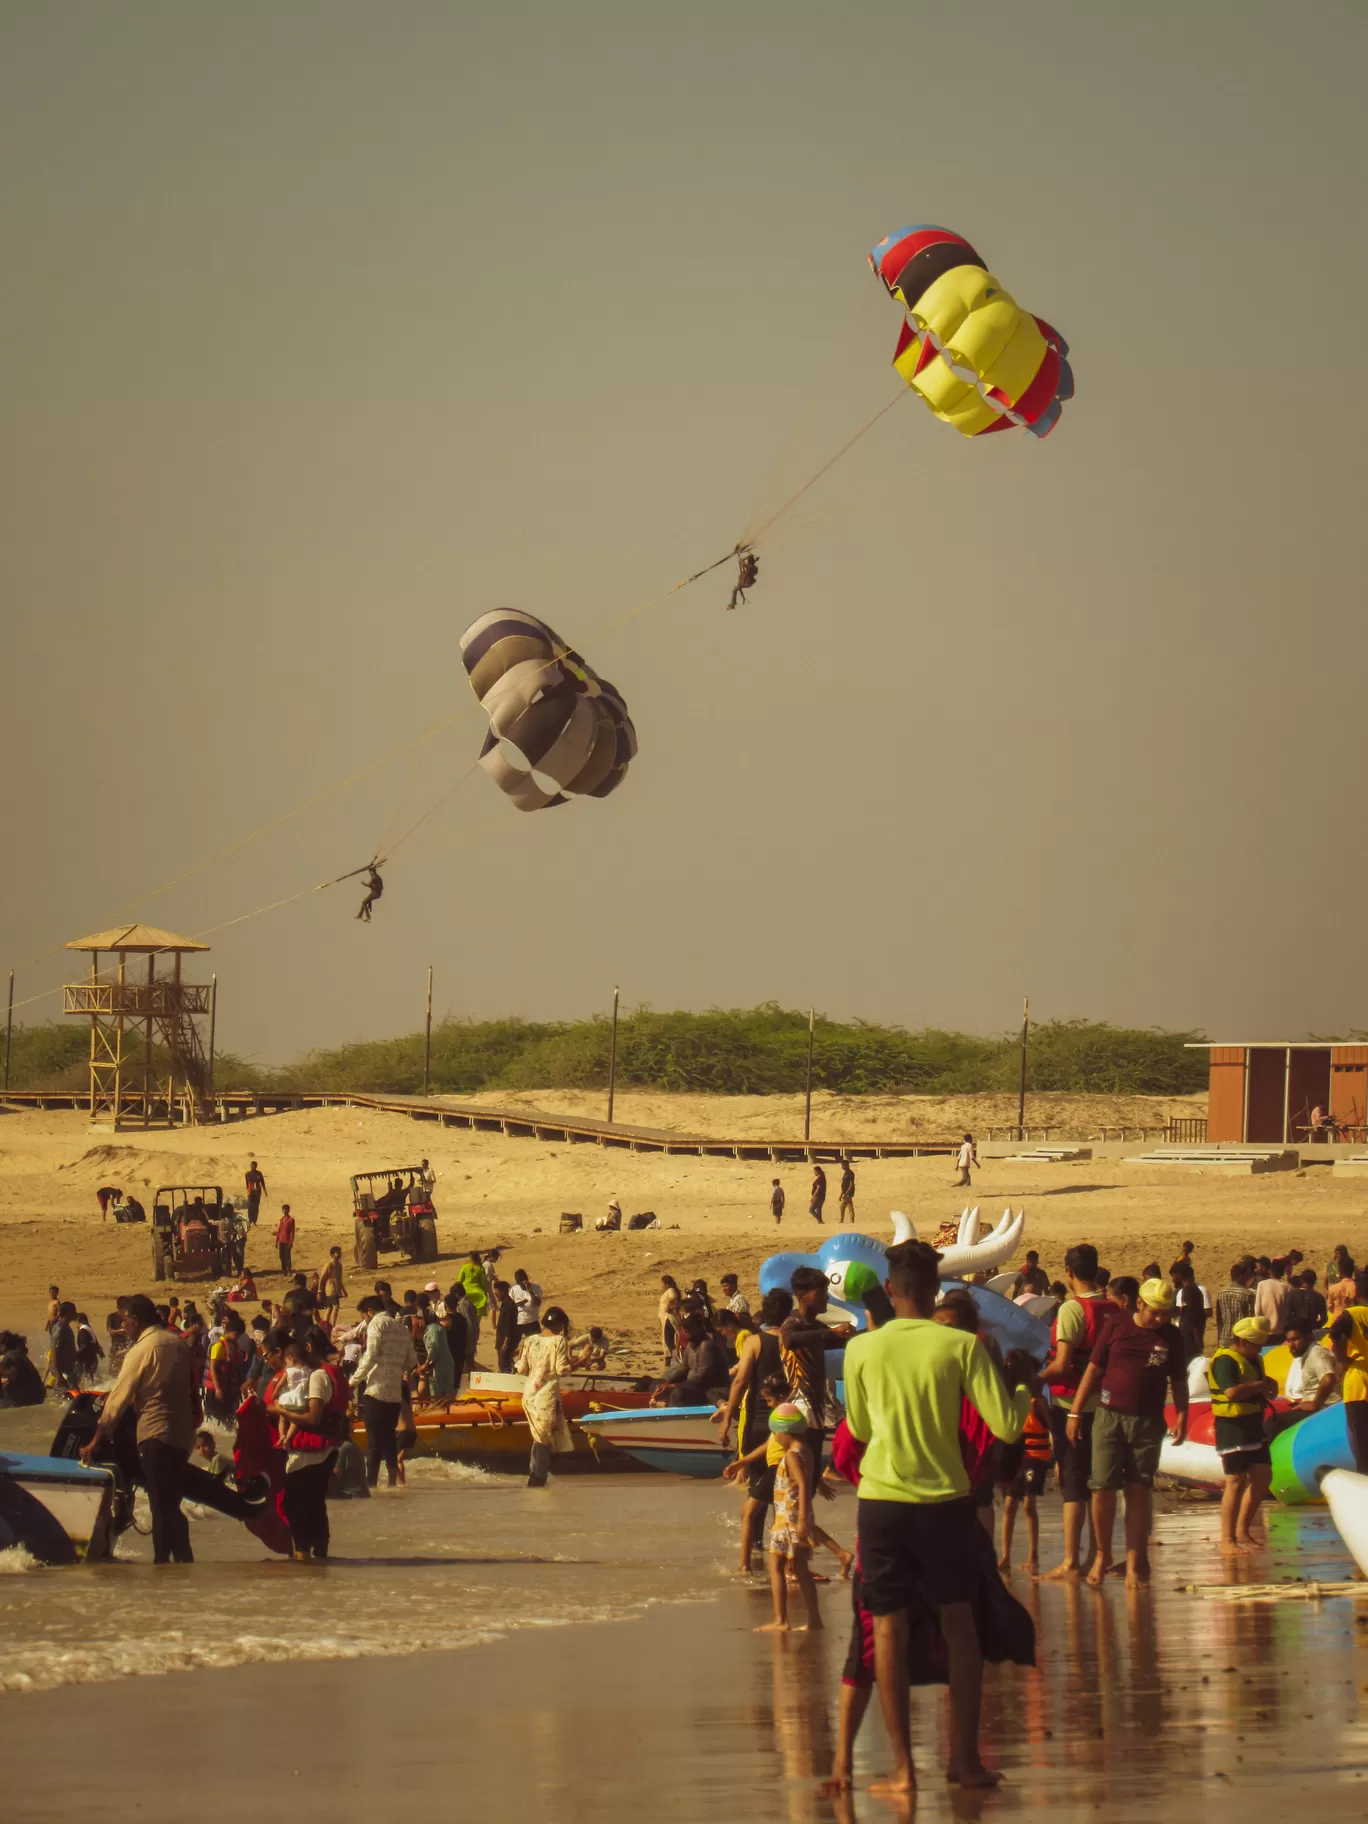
[1322,1468,1368,1576]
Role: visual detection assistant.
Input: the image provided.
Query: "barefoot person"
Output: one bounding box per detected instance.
[1038,1243,1110,1579]
[755,1402,822,1632]
[1067,1277,1188,1588]
[712,1287,792,1575]
[1207,1315,1277,1553]
[843,1239,1034,1794]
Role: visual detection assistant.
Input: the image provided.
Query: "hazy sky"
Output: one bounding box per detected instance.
[5,2,1367,1066]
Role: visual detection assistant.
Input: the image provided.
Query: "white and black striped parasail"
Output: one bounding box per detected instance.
[460,610,637,813]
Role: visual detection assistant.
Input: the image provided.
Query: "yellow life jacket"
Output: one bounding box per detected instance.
[1206,1345,1264,1419]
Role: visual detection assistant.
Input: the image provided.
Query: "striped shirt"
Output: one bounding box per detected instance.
[1214,1282,1256,1350]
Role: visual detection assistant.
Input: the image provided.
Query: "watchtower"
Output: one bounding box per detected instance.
[62,925,215,1129]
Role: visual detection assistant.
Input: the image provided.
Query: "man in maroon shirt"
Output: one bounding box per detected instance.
[1066,1278,1187,1589]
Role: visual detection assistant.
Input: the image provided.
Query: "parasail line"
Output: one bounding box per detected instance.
[744,387,908,547]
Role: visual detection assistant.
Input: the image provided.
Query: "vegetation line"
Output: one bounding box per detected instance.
[4,1006,1207,1099]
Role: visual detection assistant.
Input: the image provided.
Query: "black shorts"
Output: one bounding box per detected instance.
[997,1440,1025,1484]
[1007,1459,1050,1499]
[857,1495,985,1613]
[1220,1442,1272,1476]
[747,1460,777,1503]
[1050,1403,1093,1504]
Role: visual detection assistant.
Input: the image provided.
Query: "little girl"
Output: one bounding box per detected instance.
[272,1357,313,1449]
[757,1403,821,1633]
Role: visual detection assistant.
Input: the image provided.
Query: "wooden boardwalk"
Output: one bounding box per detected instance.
[0,1087,953,1161]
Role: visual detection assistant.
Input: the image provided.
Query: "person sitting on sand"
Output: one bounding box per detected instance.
[755,1403,822,1633]
[568,1326,608,1370]
[227,1269,258,1303]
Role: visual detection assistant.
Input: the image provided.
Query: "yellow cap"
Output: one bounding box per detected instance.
[1138,1277,1175,1311]
[1232,1316,1273,1342]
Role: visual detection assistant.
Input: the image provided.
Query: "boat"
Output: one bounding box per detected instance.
[1321,1468,1368,1574]
[352,1382,657,1472]
[575,1407,730,1478]
[0,1450,117,1563]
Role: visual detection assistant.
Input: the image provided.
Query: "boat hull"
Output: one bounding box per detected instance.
[576,1407,731,1479]
[1322,1468,1368,1574]
[0,1451,116,1563]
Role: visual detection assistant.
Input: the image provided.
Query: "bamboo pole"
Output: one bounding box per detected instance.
[208,973,218,1103]
[804,1007,816,1145]
[3,969,13,1094]
[1017,996,1030,1141]
[423,965,433,1098]
[607,986,620,1125]
[143,955,154,1128]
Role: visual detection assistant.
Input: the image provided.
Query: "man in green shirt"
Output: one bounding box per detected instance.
[844,1240,1034,1794]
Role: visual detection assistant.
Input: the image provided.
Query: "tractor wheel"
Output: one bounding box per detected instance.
[354,1217,378,1272]
[416,1215,438,1263]
[152,1232,168,1282]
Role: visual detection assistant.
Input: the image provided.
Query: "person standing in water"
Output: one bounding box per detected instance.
[516,1306,573,1487]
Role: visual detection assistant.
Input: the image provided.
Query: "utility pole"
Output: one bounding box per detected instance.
[423,965,434,1098]
[804,1006,816,1145]
[3,970,13,1094]
[1017,995,1030,1141]
[207,974,218,1102]
[607,985,620,1124]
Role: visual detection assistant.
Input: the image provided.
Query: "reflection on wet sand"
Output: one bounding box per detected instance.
[5,1487,1368,1820]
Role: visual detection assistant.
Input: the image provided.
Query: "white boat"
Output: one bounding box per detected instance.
[1321,1468,1368,1575]
[0,1451,117,1563]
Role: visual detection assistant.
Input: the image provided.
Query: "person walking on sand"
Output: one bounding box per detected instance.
[275,1204,296,1276]
[755,1403,822,1632]
[838,1160,856,1225]
[768,1177,786,1225]
[245,1161,266,1228]
[318,1246,346,1324]
[954,1133,977,1189]
[658,1275,681,1363]
[843,1239,1035,1793]
[808,1164,827,1225]
[1067,1278,1188,1588]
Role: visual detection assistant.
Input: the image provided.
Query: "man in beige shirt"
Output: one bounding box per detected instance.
[82,1294,197,1563]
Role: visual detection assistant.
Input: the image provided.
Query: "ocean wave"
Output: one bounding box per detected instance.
[403,1458,500,1485]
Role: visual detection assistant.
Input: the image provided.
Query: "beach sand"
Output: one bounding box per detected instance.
[0,1093,1359,1350]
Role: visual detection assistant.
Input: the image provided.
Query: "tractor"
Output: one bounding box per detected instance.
[150,1185,245,1281]
[351,1166,438,1270]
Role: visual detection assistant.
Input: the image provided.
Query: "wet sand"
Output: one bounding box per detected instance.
[5,1483,1368,1820]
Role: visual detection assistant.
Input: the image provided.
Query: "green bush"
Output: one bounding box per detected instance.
[5,1009,1207,1098]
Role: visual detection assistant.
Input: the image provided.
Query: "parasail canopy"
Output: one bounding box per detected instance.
[460,610,637,813]
[869,224,1073,439]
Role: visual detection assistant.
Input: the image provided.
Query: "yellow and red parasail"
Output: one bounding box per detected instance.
[869,225,1072,438]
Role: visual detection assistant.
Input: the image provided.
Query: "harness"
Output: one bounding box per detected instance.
[1206,1345,1264,1420]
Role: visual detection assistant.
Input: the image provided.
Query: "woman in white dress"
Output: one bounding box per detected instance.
[515,1306,574,1487]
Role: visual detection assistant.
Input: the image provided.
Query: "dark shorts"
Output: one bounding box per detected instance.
[1220,1442,1272,1476]
[1049,1403,1093,1503]
[997,1440,1025,1484]
[1089,1408,1165,1492]
[1007,1459,1050,1499]
[747,1460,777,1503]
[857,1495,984,1613]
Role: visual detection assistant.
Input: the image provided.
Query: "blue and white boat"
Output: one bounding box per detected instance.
[576,1407,730,1479]
[0,1451,117,1563]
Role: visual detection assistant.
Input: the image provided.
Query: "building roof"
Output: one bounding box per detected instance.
[1185,1040,1359,1050]
[65,924,209,954]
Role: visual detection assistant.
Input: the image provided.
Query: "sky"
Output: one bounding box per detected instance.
[4,1,1367,1066]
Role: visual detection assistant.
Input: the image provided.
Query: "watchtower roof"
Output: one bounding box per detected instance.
[65,924,209,954]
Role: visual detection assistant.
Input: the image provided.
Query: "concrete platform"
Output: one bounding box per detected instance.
[1124,1146,1300,1174]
